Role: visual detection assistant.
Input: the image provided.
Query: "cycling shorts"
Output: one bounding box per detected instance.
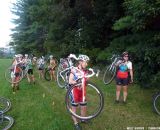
[28,69,33,75]
[70,86,87,106]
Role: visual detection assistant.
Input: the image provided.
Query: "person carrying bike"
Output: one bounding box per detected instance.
[115,51,133,104]
[11,54,23,93]
[48,55,57,81]
[69,54,90,130]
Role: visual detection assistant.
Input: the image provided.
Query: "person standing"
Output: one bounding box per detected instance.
[115,51,133,104]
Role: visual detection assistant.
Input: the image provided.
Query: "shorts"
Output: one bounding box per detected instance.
[28,69,33,75]
[49,67,56,71]
[70,86,87,107]
[38,67,44,70]
[116,76,129,86]
[15,73,20,77]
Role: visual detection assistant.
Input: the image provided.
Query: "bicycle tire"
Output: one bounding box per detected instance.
[44,69,51,81]
[1,116,14,130]
[56,68,68,88]
[153,92,160,115]
[4,67,23,84]
[103,65,116,85]
[65,81,104,120]
[0,97,11,114]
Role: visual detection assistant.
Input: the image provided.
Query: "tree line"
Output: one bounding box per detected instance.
[10,0,160,88]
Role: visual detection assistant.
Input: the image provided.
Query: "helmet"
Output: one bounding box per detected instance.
[25,54,28,57]
[14,54,19,58]
[41,56,44,59]
[49,55,53,58]
[15,54,22,58]
[122,51,128,57]
[33,57,37,60]
[78,54,90,61]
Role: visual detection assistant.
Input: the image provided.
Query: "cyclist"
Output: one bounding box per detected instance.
[69,54,90,130]
[115,51,133,104]
[37,56,45,79]
[32,56,37,67]
[24,55,35,84]
[11,54,22,93]
[48,55,57,81]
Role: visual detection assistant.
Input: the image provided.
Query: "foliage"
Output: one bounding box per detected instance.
[10,0,160,87]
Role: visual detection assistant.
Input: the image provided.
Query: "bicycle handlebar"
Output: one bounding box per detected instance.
[68,54,78,60]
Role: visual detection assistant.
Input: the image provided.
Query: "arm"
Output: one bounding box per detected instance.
[128,61,133,83]
[115,60,123,67]
[129,69,133,83]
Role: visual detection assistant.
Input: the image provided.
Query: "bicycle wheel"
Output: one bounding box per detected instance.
[0,97,11,114]
[5,67,23,84]
[44,69,51,81]
[153,93,160,115]
[0,116,14,130]
[103,65,116,85]
[56,68,69,88]
[65,81,104,120]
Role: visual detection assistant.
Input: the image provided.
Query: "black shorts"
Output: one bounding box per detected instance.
[38,67,44,70]
[15,73,20,77]
[49,67,56,71]
[28,69,33,75]
[116,76,129,86]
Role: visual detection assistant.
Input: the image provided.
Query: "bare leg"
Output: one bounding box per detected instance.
[123,86,128,102]
[27,74,31,83]
[81,105,86,117]
[71,106,79,124]
[53,71,56,81]
[31,75,35,83]
[116,85,121,101]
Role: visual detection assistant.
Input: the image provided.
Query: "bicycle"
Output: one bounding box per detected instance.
[153,92,160,115]
[5,59,24,84]
[103,54,122,85]
[0,97,14,130]
[56,56,74,88]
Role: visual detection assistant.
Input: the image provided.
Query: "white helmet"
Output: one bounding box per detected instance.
[78,54,90,61]
[25,54,28,57]
[41,56,44,59]
[15,54,22,58]
[33,57,37,60]
[49,55,53,58]
[14,54,19,58]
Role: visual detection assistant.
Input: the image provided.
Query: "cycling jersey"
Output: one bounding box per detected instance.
[116,60,132,79]
[38,58,45,69]
[70,67,87,106]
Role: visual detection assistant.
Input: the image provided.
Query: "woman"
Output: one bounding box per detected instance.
[69,54,90,130]
[11,54,22,93]
[37,56,45,79]
[48,55,57,81]
[115,51,133,104]
[25,56,35,84]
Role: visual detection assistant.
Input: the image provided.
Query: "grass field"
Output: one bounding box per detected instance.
[0,59,160,130]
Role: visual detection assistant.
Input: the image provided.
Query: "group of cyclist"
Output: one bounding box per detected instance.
[60,51,133,130]
[10,54,57,94]
[9,51,133,130]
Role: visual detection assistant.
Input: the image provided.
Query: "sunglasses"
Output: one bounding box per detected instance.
[124,55,129,57]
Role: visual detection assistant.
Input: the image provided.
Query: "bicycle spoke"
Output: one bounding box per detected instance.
[66,82,104,120]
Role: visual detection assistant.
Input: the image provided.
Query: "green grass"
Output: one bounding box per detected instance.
[0,59,160,130]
